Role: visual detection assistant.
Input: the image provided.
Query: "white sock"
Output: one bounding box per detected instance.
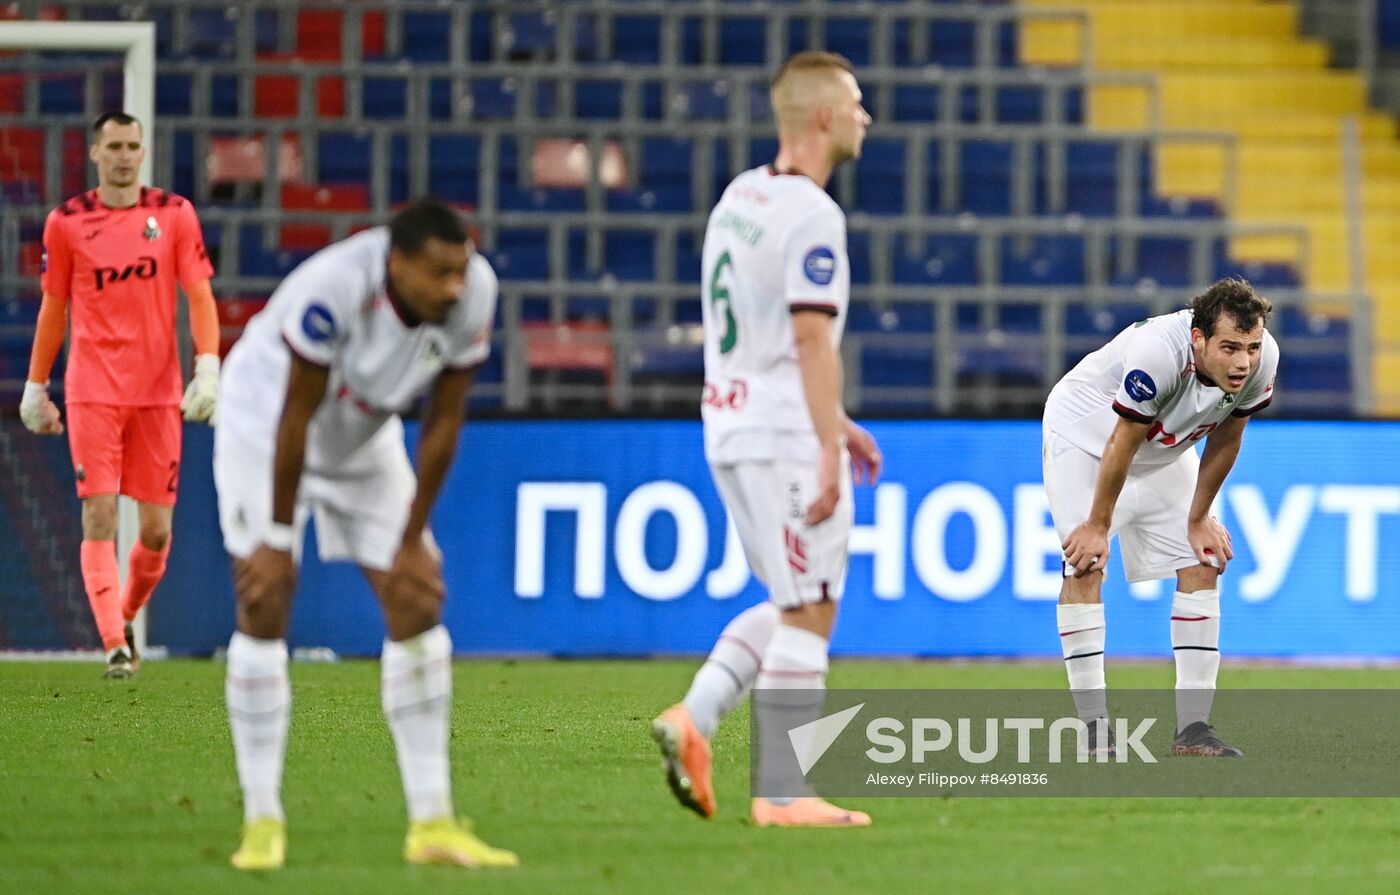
[753,624,829,804]
[683,601,779,738]
[1058,603,1107,723]
[1171,589,1221,731]
[382,624,454,823]
[226,631,290,822]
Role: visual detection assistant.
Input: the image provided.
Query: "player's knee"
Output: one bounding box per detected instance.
[236,587,292,638]
[138,525,170,552]
[80,499,118,540]
[389,589,444,635]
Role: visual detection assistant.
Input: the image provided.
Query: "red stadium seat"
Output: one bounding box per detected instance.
[207,134,304,186]
[523,321,614,373]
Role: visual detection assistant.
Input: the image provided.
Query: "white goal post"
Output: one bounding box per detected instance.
[0,20,157,658]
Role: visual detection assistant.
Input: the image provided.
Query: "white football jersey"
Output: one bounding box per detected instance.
[219,227,497,471]
[701,165,850,464]
[1044,309,1278,467]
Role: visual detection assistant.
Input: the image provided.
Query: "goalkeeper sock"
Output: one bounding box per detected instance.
[382,624,454,822]
[1058,602,1108,723]
[226,631,290,822]
[80,540,124,651]
[753,624,829,804]
[1172,589,1221,731]
[683,600,779,738]
[122,539,170,622]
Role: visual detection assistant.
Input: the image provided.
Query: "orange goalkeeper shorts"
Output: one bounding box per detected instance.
[66,402,182,505]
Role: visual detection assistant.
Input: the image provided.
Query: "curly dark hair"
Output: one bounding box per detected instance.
[1189,278,1273,338]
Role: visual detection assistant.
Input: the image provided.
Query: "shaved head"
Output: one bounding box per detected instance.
[770,51,856,131]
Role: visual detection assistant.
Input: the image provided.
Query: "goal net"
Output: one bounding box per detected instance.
[0,20,156,656]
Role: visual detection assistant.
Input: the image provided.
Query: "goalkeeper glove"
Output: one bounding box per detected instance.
[18,380,63,434]
[181,353,220,423]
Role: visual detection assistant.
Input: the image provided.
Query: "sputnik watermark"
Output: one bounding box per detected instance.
[790,705,1155,771]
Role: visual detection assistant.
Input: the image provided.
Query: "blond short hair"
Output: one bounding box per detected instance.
[770,51,855,127]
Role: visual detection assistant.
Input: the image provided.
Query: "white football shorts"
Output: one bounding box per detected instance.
[1042,427,1200,583]
[214,417,418,572]
[709,454,853,609]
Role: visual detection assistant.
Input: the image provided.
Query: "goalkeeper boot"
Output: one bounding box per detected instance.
[1172,721,1243,757]
[751,797,872,828]
[124,622,140,670]
[104,646,134,680]
[651,704,715,818]
[403,817,519,868]
[230,817,286,871]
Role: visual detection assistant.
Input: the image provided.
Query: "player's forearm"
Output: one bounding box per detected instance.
[795,333,845,448]
[1190,424,1244,522]
[404,420,460,545]
[185,279,220,357]
[27,292,69,383]
[403,368,472,544]
[270,414,310,526]
[1088,418,1147,527]
[271,355,329,527]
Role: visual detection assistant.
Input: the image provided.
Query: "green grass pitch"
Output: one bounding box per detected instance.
[4,659,1400,895]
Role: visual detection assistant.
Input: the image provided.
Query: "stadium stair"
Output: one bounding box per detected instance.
[1022,0,1400,413]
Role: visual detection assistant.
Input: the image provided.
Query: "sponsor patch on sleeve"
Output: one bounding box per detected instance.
[1123,368,1157,402]
[301,303,337,342]
[802,246,837,286]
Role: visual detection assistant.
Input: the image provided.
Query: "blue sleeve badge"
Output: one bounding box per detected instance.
[803,246,837,286]
[301,303,337,342]
[1124,369,1157,402]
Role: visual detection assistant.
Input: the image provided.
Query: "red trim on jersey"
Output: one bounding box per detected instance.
[789,302,838,316]
[281,333,331,369]
[1112,401,1154,424]
[1232,397,1271,418]
[1171,616,1211,622]
[383,259,425,328]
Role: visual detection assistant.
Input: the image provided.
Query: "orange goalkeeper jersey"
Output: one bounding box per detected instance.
[40,187,215,405]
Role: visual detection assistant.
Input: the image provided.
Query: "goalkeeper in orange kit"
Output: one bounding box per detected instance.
[20,112,221,678]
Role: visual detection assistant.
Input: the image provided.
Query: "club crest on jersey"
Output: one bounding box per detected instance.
[421,339,445,367]
[1217,393,1236,410]
[1124,369,1157,402]
[301,303,337,342]
[143,215,161,242]
[803,246,836,286]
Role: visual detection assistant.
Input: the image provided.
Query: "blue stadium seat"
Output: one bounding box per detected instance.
[402,12,451,62]
[996,85,1044,124]
[362,77,407,119]
[854,140,906,215]
[960,140,1013,215]
[613,16,662,64]
[1066,303,1150,336]
[1134,237,1194,286]
[892,234,978,285]
[239,225,314,278]
[1276,307,1349,339]
[720,17,768,65]
[428,134,479,202]
[156,73,192,116]
[893,84,941,122]
[469,80,515,119]
[576,80,623,120]
[498,188,586,212]
[322,133,374,185]
[491,228,550,281]
[1064,142,1118,217]
[824,19,873,66]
